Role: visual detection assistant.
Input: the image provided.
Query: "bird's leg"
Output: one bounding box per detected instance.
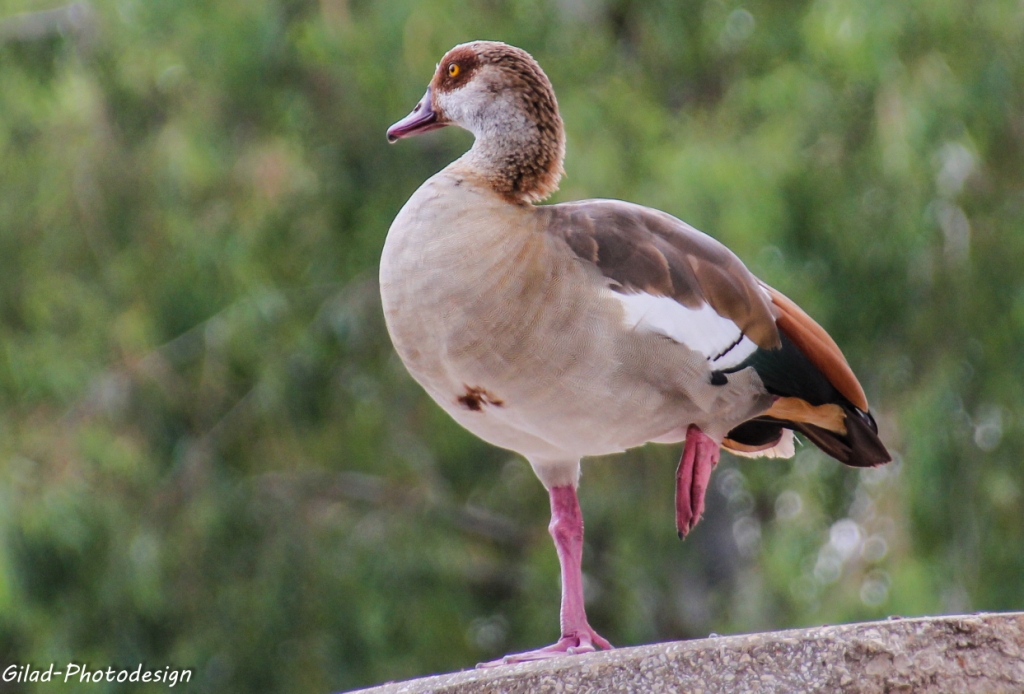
[478,484,612,667]
[676,424,721,538]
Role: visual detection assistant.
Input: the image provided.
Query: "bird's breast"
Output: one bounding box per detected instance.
[381,174,599,400]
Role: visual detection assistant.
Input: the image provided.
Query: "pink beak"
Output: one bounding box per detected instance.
[387,87,447,142]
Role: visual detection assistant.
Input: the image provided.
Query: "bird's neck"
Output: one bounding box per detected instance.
[462,113,565,205]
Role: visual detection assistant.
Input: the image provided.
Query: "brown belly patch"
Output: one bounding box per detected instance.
[457,385,504,411]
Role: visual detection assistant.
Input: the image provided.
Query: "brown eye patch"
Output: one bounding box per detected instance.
[434,46,479,92]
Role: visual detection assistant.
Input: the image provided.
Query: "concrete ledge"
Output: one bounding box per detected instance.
[352,612,1024,693]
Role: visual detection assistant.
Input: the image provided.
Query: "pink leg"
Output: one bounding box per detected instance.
[676,425,721,538]
[478,484,612,667]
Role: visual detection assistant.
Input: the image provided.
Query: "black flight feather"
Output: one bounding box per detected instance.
[721,334,890,468]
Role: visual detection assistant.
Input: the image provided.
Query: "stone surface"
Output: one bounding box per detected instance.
[349,613,1024,694]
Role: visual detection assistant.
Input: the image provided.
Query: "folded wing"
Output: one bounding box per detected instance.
[542,199,780,369]
[542,199,890,468]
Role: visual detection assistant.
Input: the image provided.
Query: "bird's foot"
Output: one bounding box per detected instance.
[676,425,721,538]
[476,627,612,668]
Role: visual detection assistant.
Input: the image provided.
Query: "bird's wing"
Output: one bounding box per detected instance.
[541,199,780,370]
[541,198,889,468]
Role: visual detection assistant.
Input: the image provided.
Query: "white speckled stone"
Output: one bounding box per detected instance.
[347,613,1024,694]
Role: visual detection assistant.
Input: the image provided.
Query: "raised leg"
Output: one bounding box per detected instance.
[478,484,612,667]
[676,424,721,538]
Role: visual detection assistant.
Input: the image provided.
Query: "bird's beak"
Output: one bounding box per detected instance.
[387,87,446,143]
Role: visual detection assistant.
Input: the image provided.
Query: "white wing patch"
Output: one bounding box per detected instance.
[612,290,758,370]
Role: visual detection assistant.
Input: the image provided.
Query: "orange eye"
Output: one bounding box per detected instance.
[448,63,460,78]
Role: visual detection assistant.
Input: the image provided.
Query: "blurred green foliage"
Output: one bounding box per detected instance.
[0,0,1021,691]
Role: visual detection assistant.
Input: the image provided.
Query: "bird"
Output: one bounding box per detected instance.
[381,40,890,666]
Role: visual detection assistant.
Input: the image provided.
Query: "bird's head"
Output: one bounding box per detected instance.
[387,41,565,203]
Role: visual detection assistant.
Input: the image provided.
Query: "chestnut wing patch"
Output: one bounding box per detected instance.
[762,284,868,412]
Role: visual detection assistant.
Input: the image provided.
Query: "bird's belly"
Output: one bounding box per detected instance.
[383,267,752,460]
[410,339,686,461]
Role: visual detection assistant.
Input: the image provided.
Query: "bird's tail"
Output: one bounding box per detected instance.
[719,284,890,468]
[723,400,890,468]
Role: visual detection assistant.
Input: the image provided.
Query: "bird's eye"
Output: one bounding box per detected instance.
[448,63,460,77]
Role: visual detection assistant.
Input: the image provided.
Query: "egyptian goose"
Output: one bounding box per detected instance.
[382,41,890,665]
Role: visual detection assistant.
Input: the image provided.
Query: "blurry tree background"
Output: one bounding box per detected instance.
[0,0,1022,691]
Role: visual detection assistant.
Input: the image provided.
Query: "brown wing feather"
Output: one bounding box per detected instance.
[762,284,869,412]
[541,199,781,350]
